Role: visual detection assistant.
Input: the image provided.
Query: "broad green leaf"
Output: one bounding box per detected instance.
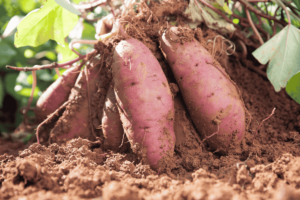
[14,0,79,47]
[252,25,300,92]
[56,42,78,63]
[286,71,300,104]
[0,40,17,67]
[45,51,57,60]
[54,0,82,15]
[0,77,4,108]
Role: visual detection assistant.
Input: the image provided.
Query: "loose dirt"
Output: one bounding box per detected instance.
[1,1,300,199]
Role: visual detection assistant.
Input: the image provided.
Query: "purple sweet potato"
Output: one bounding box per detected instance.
[102,85,125,151]
[35,65,80,122]
[49,59,107,142]
[112,38,175,170]
[160,27,246,152]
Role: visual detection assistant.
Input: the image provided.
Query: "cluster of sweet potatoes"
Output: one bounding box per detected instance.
[35,22,246,171]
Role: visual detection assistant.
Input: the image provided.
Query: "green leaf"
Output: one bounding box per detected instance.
[81,22,96,40]
[18,0,37,13]
[0,77,4,108]
[252,25,300,92]
[0,40,17,67]
[54,0,82,15]
[45,51,57,60]
[286,71,300,104]
[17,87,40,97]
[56,42,78,63]
[292,0,300,10]
[14,0,79,48]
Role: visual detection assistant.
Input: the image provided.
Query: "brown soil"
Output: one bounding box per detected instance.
[1,1,300,199]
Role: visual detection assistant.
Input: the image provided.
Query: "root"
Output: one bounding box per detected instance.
[252,108,276,143]
[85,64,97,139]
[202,125,220,143]
[207,35,236,59]
[35,100,71,144]
[69,40,98,57]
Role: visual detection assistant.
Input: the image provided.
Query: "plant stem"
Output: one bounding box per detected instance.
[272,0,291,24]
[195,0,237,28]
[6,52,93,71]
[240,0,287,26]
[245,8,264,45]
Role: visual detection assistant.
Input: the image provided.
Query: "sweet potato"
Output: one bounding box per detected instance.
[49,58,106,142]
[35,65,80,122]
[160,27,246,152]
[102,85,125,151]
[112,38,175,170]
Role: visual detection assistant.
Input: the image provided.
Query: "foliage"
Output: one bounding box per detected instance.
[252,25,300,92]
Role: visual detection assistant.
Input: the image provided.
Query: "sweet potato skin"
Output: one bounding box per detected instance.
[160,27,246,152]
[35,66,80,122]
[112,38,175,170]
[50,60,104,142]
[102,85,125,151]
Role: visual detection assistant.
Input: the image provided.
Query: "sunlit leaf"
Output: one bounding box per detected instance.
[233,18,239,24]
[0,40,17,67]
[16,87,40,97]
[56,41,78,63]
[45,51,57,60]
[252,25,300,92]
[18,0,36,13]
[286,71,300,104]
[14,0,79,47]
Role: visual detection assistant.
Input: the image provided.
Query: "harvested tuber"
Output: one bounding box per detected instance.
[34,65,80,123]
[112,38,175,170]
[49,59,106,142]
[102,84,126,151]
[160,27,246,152]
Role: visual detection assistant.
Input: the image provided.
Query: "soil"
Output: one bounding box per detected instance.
[1,1,300,199]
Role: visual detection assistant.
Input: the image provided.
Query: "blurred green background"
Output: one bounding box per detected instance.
[0,0,109,134]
